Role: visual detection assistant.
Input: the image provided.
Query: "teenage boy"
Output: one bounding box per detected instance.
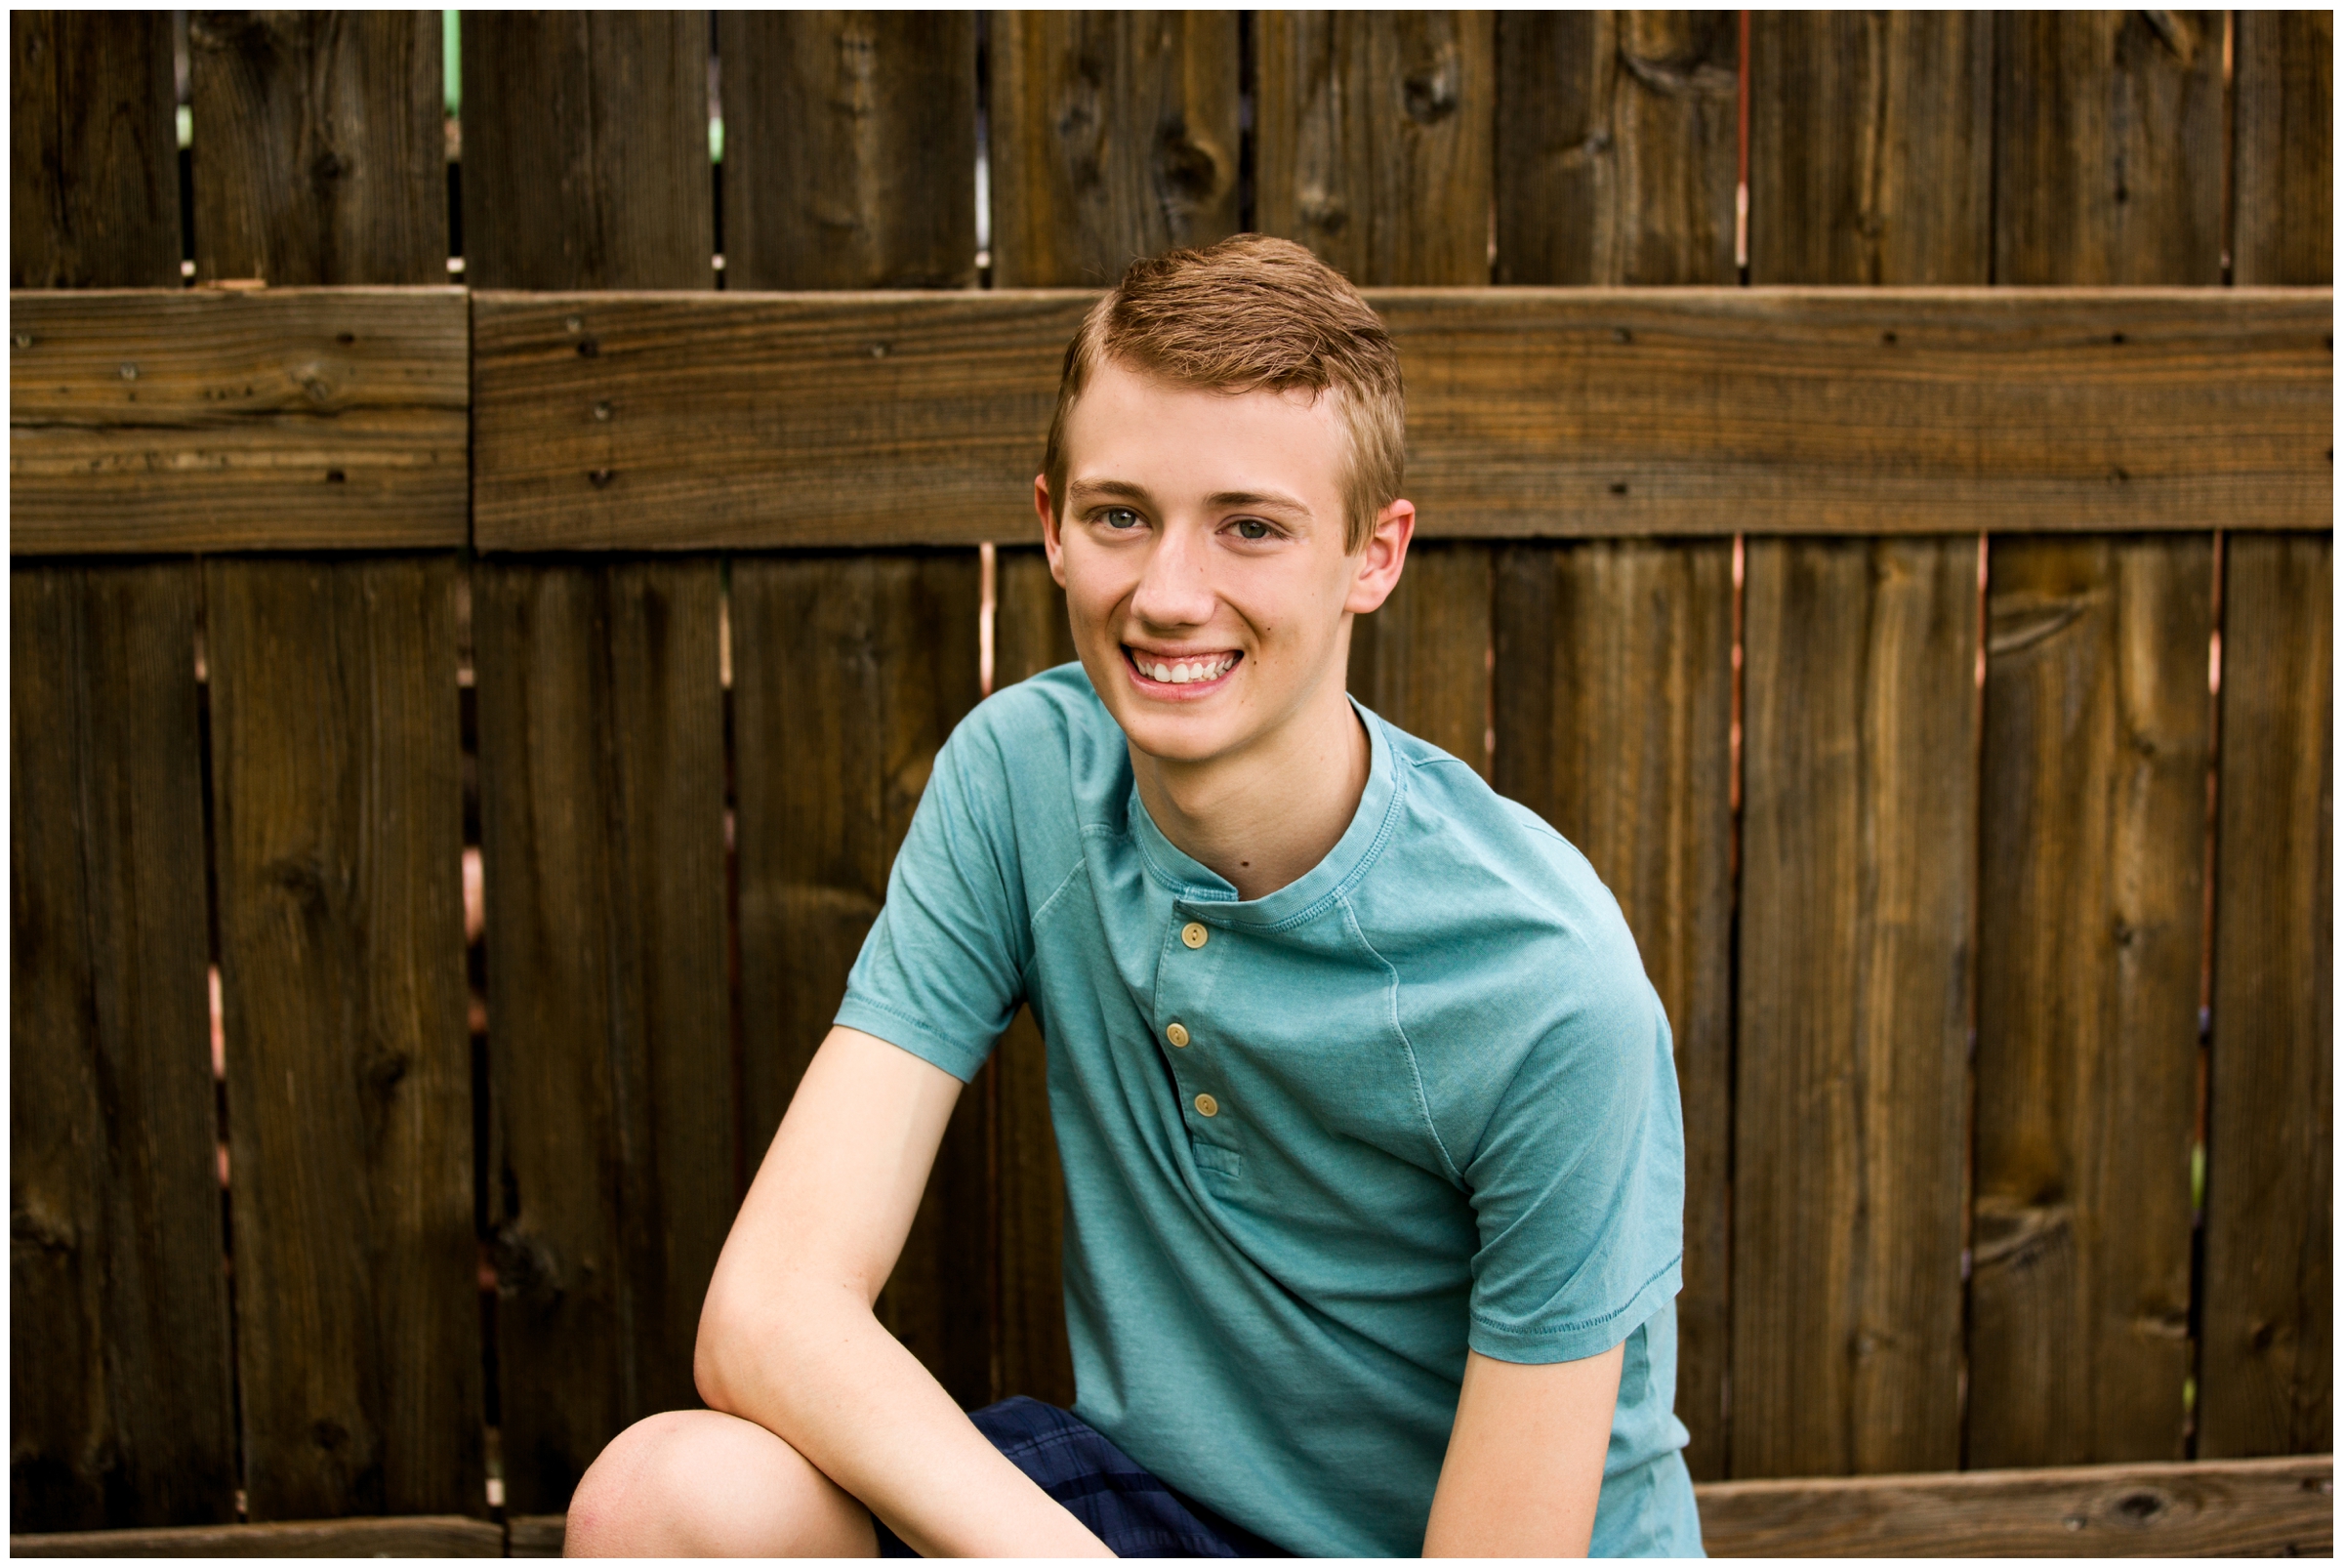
[565,235,1701,1557]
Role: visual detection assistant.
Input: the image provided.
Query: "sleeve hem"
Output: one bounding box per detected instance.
[1466,1256,1682,1366]
[833,996,991,1085]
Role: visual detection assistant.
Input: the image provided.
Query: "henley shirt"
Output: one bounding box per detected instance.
[835,662,1702,1556]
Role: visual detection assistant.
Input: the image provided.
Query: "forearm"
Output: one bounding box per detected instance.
[698,1274,1108,1556]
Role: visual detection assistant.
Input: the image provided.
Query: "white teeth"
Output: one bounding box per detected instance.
[1136,652,1235,684]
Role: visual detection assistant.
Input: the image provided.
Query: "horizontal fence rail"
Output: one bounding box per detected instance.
[10,6,2334,1554]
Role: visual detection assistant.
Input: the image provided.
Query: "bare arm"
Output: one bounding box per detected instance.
[694,1025,1111,1557]
[1420,1343,1624,1557]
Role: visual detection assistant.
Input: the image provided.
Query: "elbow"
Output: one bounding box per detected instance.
[693,1272,756,1415]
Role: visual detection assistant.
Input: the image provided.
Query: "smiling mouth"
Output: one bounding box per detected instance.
[1124,646,1241,687]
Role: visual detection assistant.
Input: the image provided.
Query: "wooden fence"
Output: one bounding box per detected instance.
[11,11,2333,1556]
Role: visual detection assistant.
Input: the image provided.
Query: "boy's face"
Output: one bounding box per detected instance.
[1037,358,1412,769]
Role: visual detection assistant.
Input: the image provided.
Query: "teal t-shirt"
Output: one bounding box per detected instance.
[836,664,1703,1557]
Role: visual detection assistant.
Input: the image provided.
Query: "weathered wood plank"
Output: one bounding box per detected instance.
[1256,14,1496,285]
[10,11,181,288]
[1347,540,1491,775]
[1747,13,1992,285]
[10,564,235,1532]
[1968,537,2211,1466]
[731,551,990,1406]
[1494,11,1738,287]
[204,557,478,1518]
[720,13,975,290]
[1493,538,1735,1481]
[473,561,732,1511]
[1734,537,1978,1477]
[1994,12,2225,285]
[2234,11,2334,287]
[988,12,1240,288]
[11,1514,507,1557]
[2201,533,2333,1459]
[187,12,445,286]
[992,547,1079,1410]
[8,288,470,554]
[1698,1454,2333,1558]
[459,12,712,290]
[468,287,2333,552]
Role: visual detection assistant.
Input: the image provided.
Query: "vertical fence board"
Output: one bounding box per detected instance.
[1494,11,1737,287]
[2234,10,2334,287]
[1257,12,1495,285]
[10,11,181,288]
[10,565,235,1532]
[1493,539,1735,1481]
[1347,541,1491,777]
[1747,13,1993,285]
[1735,538,1976,1477]
[474,563,730,1512]
[1994,12,2225,285]
[721,13,974,290]
[732,553,991,1408]
[1968,537,2211,1466]
[204,558,478,1519]
[2201,533,2332,1459]
[187,12,444,286]
[990,549,1079,1408]
[988,12,1241,288]
[459,12,712,290]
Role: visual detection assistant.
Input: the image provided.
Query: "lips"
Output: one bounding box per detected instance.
[1124,645,1241,690]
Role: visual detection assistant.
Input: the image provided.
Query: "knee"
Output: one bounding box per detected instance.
[566,1410,738,1556]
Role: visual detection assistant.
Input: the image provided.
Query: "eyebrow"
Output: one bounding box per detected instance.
[1066,479,1314,518]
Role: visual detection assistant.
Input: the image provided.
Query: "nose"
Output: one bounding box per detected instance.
[1129,521,1217,631]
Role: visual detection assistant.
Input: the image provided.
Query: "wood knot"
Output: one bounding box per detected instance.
[1297,186,1348,235]
[1402,55,1461,123]
[310,148,345,183]
[588,468,615,488]
[2112,1489,2167,1525]
[1154,123,1223,205]
[310,1418,349,1453]
[577,339,600,358]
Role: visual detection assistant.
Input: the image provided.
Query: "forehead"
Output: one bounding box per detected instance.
[1062,359,1347,500]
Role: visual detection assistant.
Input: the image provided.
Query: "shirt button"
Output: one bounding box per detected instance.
[1181,921,1210,949]
[1194,1093,1219,1118]
[1166,1022,1190,1048]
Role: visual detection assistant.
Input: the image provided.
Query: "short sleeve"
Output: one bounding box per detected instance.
[1461,966,1685,1365]
[832,722,1029,1083]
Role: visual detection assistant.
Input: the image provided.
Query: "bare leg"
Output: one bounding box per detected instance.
[564,1408,880,1557]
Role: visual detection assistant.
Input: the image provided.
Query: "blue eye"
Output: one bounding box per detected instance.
[1233,519,1272,541]
[1101,507,1144,530]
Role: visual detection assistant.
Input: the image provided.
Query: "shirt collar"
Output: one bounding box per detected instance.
[1127,696,1403,934]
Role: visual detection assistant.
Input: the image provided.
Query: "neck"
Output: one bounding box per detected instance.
[1129,665,1372,902]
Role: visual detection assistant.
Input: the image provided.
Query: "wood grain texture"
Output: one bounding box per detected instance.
[1994,12,2225,285]
[991,547,1079,1410]
[204,557,478,1519]
[468,287,2333,551]
[988,12,1240,288]
[1968,537,2211,1467]
[1697,1454,2334,1558]
[2234,11,2335,287]
[1257,13,1496,285]
[720,13,975,290]
[2201,532,2332,1459]
[11,11,181,288]
[1747,13,1992,285]
[459,12,712,290]
[9,287,470,554]
[187,12,445,286]
[1734,538,1978,1477]
[1494,11,1738,286]
[10,565,235,1532]
[1493,539,1734,1479]
[731,552,991,1406]
[473,561,732,1511]
[1347,540,1491,775]
[11,1513,507,1557]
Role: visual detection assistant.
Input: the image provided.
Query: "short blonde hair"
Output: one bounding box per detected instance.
[1042,235,1405,553]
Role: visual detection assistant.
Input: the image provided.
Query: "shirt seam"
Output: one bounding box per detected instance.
[1338,889,1463,1186]
[1468,1253,1683,1339]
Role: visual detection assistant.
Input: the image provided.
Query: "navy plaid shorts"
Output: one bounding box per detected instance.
[872,1396,1291,1557]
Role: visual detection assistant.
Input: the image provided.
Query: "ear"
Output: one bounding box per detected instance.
[1036,475,1068,588]
[1344,499,1416,615]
